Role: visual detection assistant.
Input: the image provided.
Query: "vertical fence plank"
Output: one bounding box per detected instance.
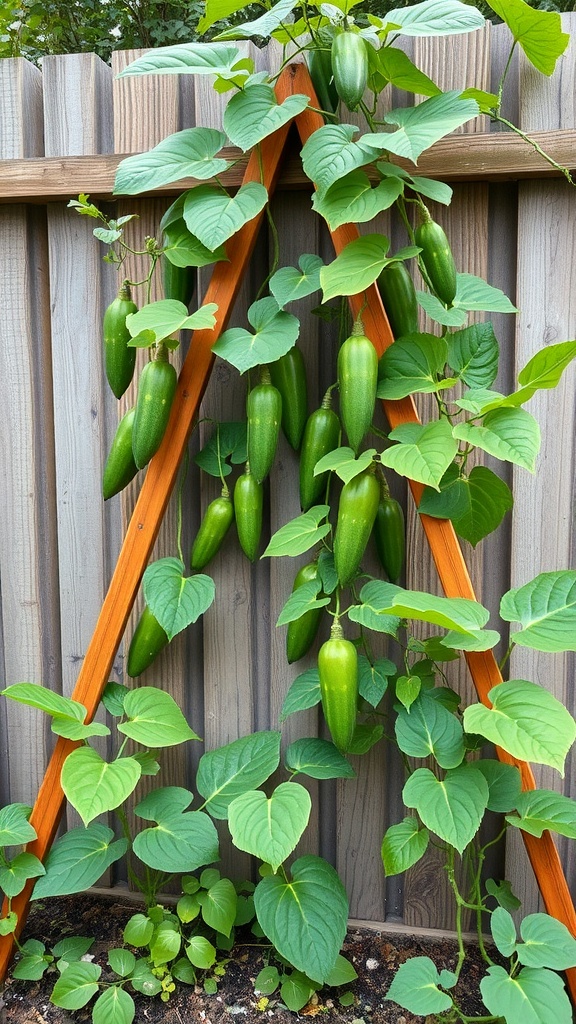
[0,59,61,804]
[506,12,576,916]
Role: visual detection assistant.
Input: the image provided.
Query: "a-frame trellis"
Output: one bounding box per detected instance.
[1,61,575,997]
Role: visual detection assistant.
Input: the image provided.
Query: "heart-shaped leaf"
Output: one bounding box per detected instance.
[196,731,281,819]
[500,570,576,652]
[228,782,311,871]
[285,737,356,780]
[269,255,324,308]
[212,296,300,372]
[61,748,142,825]
[183,181,268,250]
[312,171,404,230]
[114,127,230,195]
[381,419,458,490]
[377,333,454,399]
[118,687,200,747]
[385,956,453,1015]
[507,789,576,840]
[224,84,309,151]
[126,300,218,343]
[143,556,216,640]
[263,505,330,558]
[381,818,429,877]
[32,824,127,899]
[402,765,489,853]
[487,0,569,76]
[453,407,540,473]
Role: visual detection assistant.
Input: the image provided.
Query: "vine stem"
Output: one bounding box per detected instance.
[176,449,189,566]
[493,114,575,187]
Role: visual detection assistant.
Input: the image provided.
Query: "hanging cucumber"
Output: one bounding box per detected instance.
[127,604,169,678]
[132,344,177,470]
[103,281,138,399]
[191,485,234,571]
[307,42,339,114]
[299,388,341,512]
[102,407,138,500]
[247,368,282,485]
[233,464,263,563]
[414,213,457,306]
[286,561,324,664]
[338,319,378,456]
[161,254,196,308]
[377,261,419,340]
[330,31,368,112]
[269,346,308,452]
[373,476,406,584]
[318,619,358,753]
[333,466,380,588]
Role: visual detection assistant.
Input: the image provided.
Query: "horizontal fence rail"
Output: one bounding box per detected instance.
[0,17,575,939]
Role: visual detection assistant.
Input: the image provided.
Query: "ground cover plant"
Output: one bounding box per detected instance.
[2,1,576,1022]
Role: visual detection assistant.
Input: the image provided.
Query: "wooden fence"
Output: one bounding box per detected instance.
[0,16,575,933]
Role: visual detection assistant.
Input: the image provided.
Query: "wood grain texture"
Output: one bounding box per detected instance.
[506,12,576,917]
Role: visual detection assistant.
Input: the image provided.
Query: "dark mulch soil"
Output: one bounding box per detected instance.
[1,892,497,1024]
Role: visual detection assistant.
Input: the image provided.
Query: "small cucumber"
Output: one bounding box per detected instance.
[103,281,138,399]
[132,347,177,470]
[102,407,138,500]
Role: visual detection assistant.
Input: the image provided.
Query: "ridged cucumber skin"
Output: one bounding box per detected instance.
[132,357,177,470]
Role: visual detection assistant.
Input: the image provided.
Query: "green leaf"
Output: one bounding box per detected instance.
[255,965,280,995]
[312,171,404,231]
[472,760,522,813]
[123,914,154,947]
[163,218,227,269]
[52,936,95,964]
[486,0,570,76]
[285,737,356,780]
[395,692,465,769]
[50,962,102,1010]
[186,935,217,970]
[384,0,486,36]
[263,505,330,558]
[348,601,401,637]
[507,789,576,840]
[51,717,110,741]
[118,686,200,747]
[224,85,309,151]
[313,446,376,484]
[0,913,17,936]
[358,655,395,707]
[117,42,246,80]
[417,290,467,327]
[500,570,576,652]
[195,421,247,478]
[481,964,573,1024]
[107,947,136,977]
[133,790,219,873]
[381,817,429,876]
[463,679,576,775]
[347,722,385,755]
[1,683,86,722]
[324,954,357,987]
[377,333,454,400]
[32,824,127,899]
[212,296,300,373]
[61,749,141,826]
[385,956,453,1015]
[183,182,268,251]
[491,906,518,957]
[254,855,348,984]
[281,972,315,1011]
[150,921,181,966]
[280,669,321,721]
[453,407,540,473]
[92,985,135,1024]
[409,175,453,205]
[0,803,36,846]
[0,852,45,898]
[381,419,459,490]
[454,388,507,415]
[486,878,521,912]
[126,299,218,343]
[216,0,300,39]
[402,764,489,853]
[269,255,324,308]
[196,731,281,819]
[516,913,576,970]
[321,235,420,302]
[372,44,441,97]
[512,340,576,406]
[11,941,50,980]
[300,123,382,195]
[377,586,489,634]
[452,273,518,315]
[114,128,230,195]
[419,465,513,547]
[446,322,500,388]
[201,877,237,937]
[363,91,479,163]
[276,580,330,627]
[228,783,311,872]
[198,0,251,33]
[143,557,215,641]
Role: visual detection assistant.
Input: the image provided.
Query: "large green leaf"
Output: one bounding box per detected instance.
[395,692,465,769]
[417,290,467,327]
[419,465,513,547]
[212,296,300,373]
[363,91,479,163]
[133,791,219,873]
[381,419,459,490]
[453,407,541,473]
[490,906,518,957]
[474,760,522,813]
[143,556,215,641]
[92,985,135,1024]
[201,878,237,937]
[0,804,36,846]
[506,789,576,840]
[516,914,576,970]
[377,333,455,399]
[321,234,391,302]
[224,85,309,151]
[463,679,576,775]
[402,765,489,853]
[372,45,441,97]
[263,505,330,558]
[195,420,247,478]
[117,42,246,80]
[50,962,102,1010]
[486,0,570,76]
[385,956,453,1015]
[276,580,330,627]
[196,731,281,819]
[114,128,230,195]
[285,738,356,780]
[511,341,576,406]
[280,669,321,721]
[117,686,200,747]
[384,0,486,36]
[216,0,300,39]
[358,655,395,707]
[368,585,489,634]
[61,748,142,825]
[228,783,311,872]
[126,300,218,343]
[312,171,404,231]
[381,818,429,877]
[452,273,518,314]
[0,852,45,898]
[163,218,227,269]
[481,964,573,1024]
[446,322,500,388]
[32,824,127,899]
[254,855,348,984]
[183,182,268,251]
[300,123,382,195]
[198,0,251,33]
[1,683,86,722]
[313,446,376,484]
[269,255,324,308]
[500,570,576,652]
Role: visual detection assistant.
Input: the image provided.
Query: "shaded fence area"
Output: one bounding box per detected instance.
[0,17,575,932]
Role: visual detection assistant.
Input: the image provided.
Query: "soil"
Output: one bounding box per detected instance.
[1,892,498,1024]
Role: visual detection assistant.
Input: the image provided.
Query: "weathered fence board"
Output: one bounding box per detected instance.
[0,20,575,933]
